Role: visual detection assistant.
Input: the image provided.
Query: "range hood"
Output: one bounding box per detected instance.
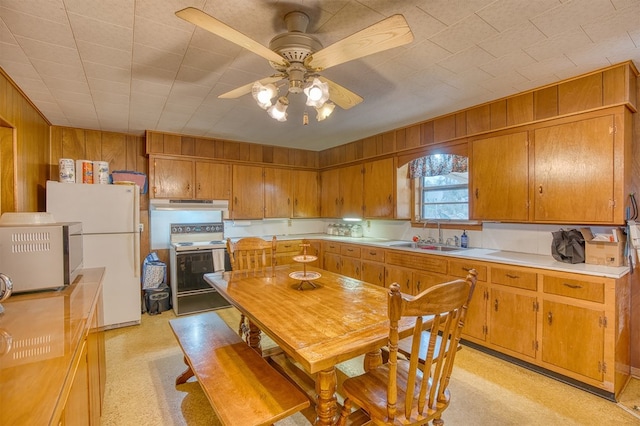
[150,199,229,211]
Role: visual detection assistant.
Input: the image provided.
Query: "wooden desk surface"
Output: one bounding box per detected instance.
[205,266,416,374]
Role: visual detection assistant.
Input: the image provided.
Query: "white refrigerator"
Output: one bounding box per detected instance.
[46,180,141,329]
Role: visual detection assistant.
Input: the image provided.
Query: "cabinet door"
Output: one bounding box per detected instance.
[341,257,361,279]
[489,288,537,358]
[361,261,385,287]
[232,165,264,219]
[363,158,394,218]
[195,162,231,200]
[534,115,614,223]
[542,300,604,381]
[292,170,319,218]
[340,165,364,218]
[63,341,91,425]
[386,268,413,294]
[323,252,341,274]
[264,168,291,218]
[152,157,193,198]
[413,271,450,294]
[462,282,488,342]
[471,132,529,221]
[320,169,340,218]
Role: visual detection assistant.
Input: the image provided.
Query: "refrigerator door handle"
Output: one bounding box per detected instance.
[134,231,141,278]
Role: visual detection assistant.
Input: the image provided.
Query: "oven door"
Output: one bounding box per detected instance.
[172,248,231,315]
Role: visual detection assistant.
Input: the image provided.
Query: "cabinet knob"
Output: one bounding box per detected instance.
[538,185,543,194]
[494,299,499,311]
[547,312,553,325]
[475,188,479,199]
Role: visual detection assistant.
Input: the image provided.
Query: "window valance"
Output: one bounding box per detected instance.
[408,154,468,179]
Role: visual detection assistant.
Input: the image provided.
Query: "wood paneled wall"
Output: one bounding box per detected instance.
[0,68,50,213]
[49,127,150,257]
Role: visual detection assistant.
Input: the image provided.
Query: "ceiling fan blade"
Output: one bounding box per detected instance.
[306,14,413,71]
[218,75,285,99]
[176,7,288,67]
[318,76,363,110]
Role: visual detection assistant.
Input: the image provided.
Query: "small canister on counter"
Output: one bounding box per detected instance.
[58,158,75,183]
[93,161,109,184]
[75,160,93,184]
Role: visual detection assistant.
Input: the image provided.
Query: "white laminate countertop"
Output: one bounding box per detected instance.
[262,234,632,279]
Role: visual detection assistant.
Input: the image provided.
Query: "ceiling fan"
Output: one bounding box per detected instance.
[175,7,414,123]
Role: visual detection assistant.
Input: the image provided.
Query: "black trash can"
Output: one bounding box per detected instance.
[144,285,171,315]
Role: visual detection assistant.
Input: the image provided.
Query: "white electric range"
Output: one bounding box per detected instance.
[169,222,231,315]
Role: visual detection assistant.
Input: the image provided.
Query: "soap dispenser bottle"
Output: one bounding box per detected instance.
[460,230,468,248]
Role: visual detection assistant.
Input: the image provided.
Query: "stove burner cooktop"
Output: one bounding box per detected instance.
[169,222,225,251]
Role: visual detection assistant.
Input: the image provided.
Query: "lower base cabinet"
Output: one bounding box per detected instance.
[541,300,605,382]
[318,241,630,399]
[489,288,537,360]
[58,292,105,425]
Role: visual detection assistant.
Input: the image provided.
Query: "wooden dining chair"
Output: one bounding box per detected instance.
[226,236,276,340]
[337,270,477,426]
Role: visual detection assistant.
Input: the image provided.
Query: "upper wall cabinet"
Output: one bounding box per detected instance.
[533,112,623,224]
[151,157,194,199]
[291,170,320,218]
[264,167,291,218]
[150,156,231,201]
[320,165,364,218]
[363,158,395,219]
[195,162,231,200]
[471,131,529,221]
[468,106,632,225]
[232,165,265,219]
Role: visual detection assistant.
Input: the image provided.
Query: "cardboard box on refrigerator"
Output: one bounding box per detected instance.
[580,228,626,267]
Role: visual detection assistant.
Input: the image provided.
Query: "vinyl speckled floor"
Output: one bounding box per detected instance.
[100,308,640,425]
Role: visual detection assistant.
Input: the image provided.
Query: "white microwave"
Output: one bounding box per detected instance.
[0,222,83,293]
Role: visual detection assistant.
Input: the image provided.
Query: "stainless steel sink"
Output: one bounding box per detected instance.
[388,242,462,252]
[389,242,417,248]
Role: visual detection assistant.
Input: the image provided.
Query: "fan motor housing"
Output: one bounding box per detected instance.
[269,33,323,66]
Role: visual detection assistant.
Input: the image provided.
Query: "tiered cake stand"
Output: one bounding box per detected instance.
[289,244,320,290]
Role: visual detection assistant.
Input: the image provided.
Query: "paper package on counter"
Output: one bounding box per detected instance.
[580,228,626,267]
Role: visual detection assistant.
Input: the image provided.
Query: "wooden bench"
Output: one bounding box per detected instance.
[169,311,310,426]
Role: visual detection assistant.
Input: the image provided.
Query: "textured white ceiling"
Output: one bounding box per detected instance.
[1,0,639,151]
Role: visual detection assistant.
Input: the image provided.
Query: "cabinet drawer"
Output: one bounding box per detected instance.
[361,247,385,262]
[385,251,447,274]
[341,244,361,258]
[277,240,302,253]
[323,242,341,254]
[491,267,537,291]
[542,275,605,303]
[449,259,487,282]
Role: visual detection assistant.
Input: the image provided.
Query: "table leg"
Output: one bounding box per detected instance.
[315,367,337,426]
[363,348,383,372]
[175,356,194,385]
[247,320,262,354]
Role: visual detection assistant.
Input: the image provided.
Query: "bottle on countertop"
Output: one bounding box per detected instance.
[460,230,468,248]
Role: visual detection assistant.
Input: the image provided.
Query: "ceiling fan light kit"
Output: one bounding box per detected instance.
[267,97,289,122]
[251,82,278,109]
[316,102,335,122]
[304,78,330,108]
[176,7,413,124]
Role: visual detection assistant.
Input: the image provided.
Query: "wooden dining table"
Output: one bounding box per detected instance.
[204,265,419,426]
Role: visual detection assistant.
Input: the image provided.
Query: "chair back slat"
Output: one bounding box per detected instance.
[226,237,276,277]
[387,269,477,422]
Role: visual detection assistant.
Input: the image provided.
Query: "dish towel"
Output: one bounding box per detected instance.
[212,249,226,272]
